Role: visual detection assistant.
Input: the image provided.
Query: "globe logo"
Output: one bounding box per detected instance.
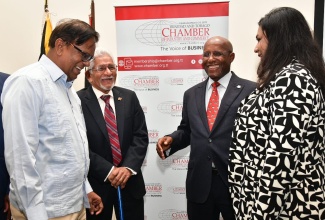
[135,20,178,46]
[120,75,138,88]
[157,101,183,115]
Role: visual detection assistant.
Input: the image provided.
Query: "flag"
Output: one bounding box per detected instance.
[39,1,52,60]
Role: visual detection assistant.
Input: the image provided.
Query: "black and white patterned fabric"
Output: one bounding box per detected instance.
[229,59,325,219]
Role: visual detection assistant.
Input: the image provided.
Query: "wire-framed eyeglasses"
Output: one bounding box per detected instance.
[90,64,118,72]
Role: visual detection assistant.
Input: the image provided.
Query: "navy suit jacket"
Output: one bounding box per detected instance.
[168,72,256,203]
[77,86,148,205]
[0,72,9,219]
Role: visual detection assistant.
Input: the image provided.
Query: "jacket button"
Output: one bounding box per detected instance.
[208,138,212,143]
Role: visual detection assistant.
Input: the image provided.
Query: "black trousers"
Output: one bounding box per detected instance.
[187,171,235,220]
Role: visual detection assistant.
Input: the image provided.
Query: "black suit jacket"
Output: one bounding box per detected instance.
[0,72,9,220]
[168,72,256,203]
[77,86,148,202]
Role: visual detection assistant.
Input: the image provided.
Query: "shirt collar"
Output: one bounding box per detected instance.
[92,86,113,101]
[39,55,73,88]
[207,71,232,89]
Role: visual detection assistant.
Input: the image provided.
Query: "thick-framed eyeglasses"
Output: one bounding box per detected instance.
[90,64,118,73]
[69,43,94,62]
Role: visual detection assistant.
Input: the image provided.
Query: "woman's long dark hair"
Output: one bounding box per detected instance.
[257,7,325,94]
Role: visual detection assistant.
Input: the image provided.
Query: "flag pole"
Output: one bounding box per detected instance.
[44,0,48,11]
[39,0,52,60]
[90,0,95,29]
[85,0,95,88]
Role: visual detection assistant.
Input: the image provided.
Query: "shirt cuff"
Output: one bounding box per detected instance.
[165,148,171,156]
[85,179,93,194]
[104,167,115,182]
[125,167,137,175]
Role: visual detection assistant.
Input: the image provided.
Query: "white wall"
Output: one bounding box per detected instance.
[0,0,314,90]
[0,1,315,219]
[229,0,314,82]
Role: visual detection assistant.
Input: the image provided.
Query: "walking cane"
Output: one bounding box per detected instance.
[117,186,124,220]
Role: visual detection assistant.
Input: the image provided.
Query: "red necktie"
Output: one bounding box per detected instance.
[101,95,122,166]
[206,82,220,131]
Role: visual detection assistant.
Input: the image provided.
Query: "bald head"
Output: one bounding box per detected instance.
[204,36,233,53]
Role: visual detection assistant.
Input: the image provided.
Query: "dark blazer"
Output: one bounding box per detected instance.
[168,72,256,203]
[77,86,148,203]
[0,72,9,220]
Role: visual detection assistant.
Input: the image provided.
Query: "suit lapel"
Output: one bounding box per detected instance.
[112,88,124,146]
[196,79,210,133]
[212,73,243,131]
[84,87,110,142]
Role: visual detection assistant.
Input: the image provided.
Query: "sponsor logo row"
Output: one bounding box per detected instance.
[119,74,207,91]
[145,183,186,197]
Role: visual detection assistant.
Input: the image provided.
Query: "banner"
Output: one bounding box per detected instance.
[115,2,228,219]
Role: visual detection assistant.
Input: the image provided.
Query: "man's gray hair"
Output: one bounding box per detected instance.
[89,48,116,70]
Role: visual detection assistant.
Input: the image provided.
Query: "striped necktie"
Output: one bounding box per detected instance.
[101,95,122,166]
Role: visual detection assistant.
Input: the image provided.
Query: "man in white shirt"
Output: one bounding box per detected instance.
[2,19,103,220]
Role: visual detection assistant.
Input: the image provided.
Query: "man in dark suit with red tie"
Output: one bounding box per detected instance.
[156,36,256,220]
[78,49,148,220]
[0,72,10,220]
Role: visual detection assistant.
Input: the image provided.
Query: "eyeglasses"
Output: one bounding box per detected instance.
[203,51,232,59]
[90,64,118,72]
[70,43,94,62]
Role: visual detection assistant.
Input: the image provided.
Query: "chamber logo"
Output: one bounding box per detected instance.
[145,183,163,197]
[157,101,183,117]
[158,209,188,220]
[120,75,159,91]
[135,20,210,46]
[158,155,189,170]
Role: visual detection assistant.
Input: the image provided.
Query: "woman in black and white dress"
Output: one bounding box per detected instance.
[229,7,325,219]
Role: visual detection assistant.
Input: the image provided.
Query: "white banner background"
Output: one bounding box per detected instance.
[115,2,229,219]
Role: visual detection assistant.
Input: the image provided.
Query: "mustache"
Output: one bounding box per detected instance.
[101,76,115,80]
